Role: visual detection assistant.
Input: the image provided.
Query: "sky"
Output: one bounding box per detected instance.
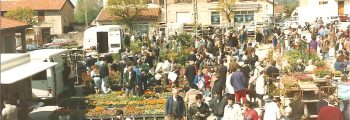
[70,0,78,7]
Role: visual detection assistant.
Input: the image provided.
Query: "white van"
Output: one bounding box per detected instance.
[29,49,71,100]
[83,25,124,53]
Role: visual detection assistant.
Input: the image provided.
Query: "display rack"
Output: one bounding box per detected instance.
[299,82,319,119]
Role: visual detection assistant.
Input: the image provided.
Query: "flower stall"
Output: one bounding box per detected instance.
[50,92,167,119]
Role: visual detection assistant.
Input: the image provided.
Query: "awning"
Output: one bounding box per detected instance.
[1,61,57,84]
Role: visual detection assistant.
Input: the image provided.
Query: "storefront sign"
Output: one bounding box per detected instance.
[231,4,262,9]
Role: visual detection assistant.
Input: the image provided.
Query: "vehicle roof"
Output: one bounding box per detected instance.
[85,25,122,33]
[29,49,68,60]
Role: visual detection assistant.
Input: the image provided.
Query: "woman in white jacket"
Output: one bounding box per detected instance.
[223,95,243,120]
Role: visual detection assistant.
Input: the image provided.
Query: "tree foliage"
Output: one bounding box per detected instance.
[276,0,299,17]
[4,7,38,25]
[74,0,102,24]
[107,0,147,30]
[216,0,236,24]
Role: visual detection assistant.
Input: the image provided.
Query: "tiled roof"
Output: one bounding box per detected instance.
[274,4,285,14]
[0,0,74,11]
[0,17,31,30]
[96,8,161,22]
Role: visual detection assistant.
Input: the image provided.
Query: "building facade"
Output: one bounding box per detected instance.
[0,0,75,45]
[99,0,272,34]
[0,17,31,53]
[298,0,350,23]
[151,0,273,27]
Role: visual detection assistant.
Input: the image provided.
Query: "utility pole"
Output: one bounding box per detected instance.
[272,0,275,26]
[85,0,88,28]
[193,0,198,35]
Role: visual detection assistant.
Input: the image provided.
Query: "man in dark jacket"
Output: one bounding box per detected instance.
[240,60,251,88]
[165,88,185,120]
[289,93,307,120]
[266,61,280,85]
[186,61,197,87]
[188,94,210,120]
[217,60,227,96]
[256,30,263,43]
[209,92,227,120]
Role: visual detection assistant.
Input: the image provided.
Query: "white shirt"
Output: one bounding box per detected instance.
[304,65,316,73]
[2,104,18,120]
[264,102,280,120]
[223,104,243,120]
[225,73,235,94]
[256,75,265,95]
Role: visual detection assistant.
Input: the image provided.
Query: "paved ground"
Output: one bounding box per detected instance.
[29,85,85,120]
[29,106,60,120]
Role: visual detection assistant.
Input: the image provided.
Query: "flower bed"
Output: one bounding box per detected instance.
[52,91,167,119]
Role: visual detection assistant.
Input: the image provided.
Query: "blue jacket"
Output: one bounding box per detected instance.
[165,96,185,118]
[230,71,246,91]
[334,61,345,71]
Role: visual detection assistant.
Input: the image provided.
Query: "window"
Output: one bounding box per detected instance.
[32,70,47,80]
[234,11,254,24]
[239,0,257,2]
[319,1,328,5]
[111,44,120,48]
[211,0,219,2]
[177,0,189,3]
[211,12,220,25]
[37,11,45,21]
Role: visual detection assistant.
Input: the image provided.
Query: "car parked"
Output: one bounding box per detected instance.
[43,38,78,48]
[324,16,340,24]
[246,21,263,35]
[16,44,41,52]
[339,14,348,22]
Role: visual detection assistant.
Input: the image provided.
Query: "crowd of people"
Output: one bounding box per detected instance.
[81,18,350,120]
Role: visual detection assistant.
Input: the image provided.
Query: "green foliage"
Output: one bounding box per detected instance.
[4,7,38,25]
[176,32,194,47]
[58,97,90,108]
[74,0,102,24]
[130,40,142,53]
[216,0,236,23]
[284,50,320,66]
[107,0,147,29]
[111,53,121,62]
[282,0,299,17]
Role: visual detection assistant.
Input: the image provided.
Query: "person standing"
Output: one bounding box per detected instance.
[255,70,265,109]
[91,65,101,94]
[1,99,18,120]
[12,93,29,120]
[222,95,242,120]
[243,102,259,120]
[123,65,136,97]
[209,92,227,120]
[230,66,247,104]
[264,95,280,120]
[318,105,342,120]
[218,60,228,96]
[188,94,210,120]
[266,61,279,88]
[256,30,263,45]
[289,93,308,120]
[99,59,110,93]
[186,61,197,88]
[165,88,185,120]
[185,85,201,108]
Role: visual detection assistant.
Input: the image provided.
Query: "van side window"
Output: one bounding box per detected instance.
[32,70,47,80]
[111,44,120,48]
